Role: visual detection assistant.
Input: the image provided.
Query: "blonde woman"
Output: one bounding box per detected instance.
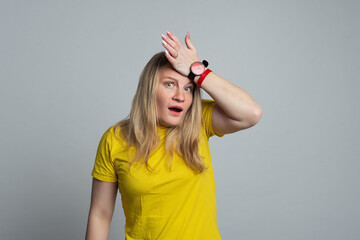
[85,31,262,240]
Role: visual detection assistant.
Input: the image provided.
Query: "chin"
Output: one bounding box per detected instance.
[159,119,182,128]
[159,123,180,128]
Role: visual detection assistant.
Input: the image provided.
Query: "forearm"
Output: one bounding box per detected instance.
[197,71,262,125]
[85,213,112,240]
[160,30,262,129]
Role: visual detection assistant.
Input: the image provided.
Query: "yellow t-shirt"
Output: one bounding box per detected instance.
[92,99,222,240]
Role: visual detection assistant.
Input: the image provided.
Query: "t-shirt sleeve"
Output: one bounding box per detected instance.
[201,99,224,138]
[91,128,118,182]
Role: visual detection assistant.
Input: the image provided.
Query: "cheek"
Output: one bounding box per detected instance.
[184,94,193,111]
[156,90,168,110]
[188,92,194,104]
[155,95,162,116]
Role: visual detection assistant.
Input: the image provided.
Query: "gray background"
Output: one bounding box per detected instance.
[1,0,359,239]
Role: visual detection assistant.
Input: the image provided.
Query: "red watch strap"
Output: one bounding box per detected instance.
[196,69,212,87]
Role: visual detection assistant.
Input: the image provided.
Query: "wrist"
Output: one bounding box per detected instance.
[192,67,207,83]
[188,60,209,81]
[195,68,212,88]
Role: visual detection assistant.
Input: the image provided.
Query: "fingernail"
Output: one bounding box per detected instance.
[162,40,167,46]
[164,49,169,55]
[161,34,166,39]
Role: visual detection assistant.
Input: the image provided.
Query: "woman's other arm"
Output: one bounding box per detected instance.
[162,31,262,135]
[85,178,118,240]
[197,72,262,135]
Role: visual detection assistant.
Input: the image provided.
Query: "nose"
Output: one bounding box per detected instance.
[173,88,185,102]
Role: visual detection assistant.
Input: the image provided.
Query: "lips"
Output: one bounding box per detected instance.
[168,106,183,113]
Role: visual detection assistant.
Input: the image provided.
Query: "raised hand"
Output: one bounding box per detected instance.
[161,31,198,76]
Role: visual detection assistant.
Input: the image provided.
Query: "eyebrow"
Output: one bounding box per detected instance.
[162,76,193,85]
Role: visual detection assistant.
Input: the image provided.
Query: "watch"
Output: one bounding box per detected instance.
[188,60,209,80]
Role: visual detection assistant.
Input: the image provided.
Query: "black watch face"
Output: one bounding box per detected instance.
[191,62,205,75]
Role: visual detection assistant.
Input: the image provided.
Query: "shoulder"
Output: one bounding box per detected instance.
[201,99,217,123]
[201,99,223,138]
[98,126,126,151]
[99,127,115,143]
[201,99,216,111]
[201,99,217,121]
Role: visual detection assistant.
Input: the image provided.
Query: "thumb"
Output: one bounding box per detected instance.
[185,32,195,50]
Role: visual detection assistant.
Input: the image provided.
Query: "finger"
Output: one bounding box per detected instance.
[162,40,177,59]
[166,31,182,46]
[161,34,177,50]
[184,32,195,50]
[164,49,177,65]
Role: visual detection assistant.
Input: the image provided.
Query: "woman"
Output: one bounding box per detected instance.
[85,31,262,240]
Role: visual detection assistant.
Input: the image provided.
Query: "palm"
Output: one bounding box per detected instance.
[161,31,199,76]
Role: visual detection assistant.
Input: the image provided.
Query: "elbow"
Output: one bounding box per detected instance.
[255,105,263,122]
[231,105,262,132]
[89,207,114,222]
[248,105,262,127]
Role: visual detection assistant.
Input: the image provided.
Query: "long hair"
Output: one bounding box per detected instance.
[113,52,206,173]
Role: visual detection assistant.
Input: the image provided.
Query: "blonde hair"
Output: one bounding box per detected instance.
[113,52,206,173]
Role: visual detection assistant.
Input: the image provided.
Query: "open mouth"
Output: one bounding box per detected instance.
[168,107,183,113]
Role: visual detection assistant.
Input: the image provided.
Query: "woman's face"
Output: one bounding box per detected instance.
[156,65,194,127]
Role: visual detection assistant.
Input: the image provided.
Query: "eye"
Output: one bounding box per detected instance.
[184,86,193,92]
[165,82,174,87]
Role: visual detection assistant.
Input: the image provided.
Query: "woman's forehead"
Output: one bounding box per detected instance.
[159,66,191,84]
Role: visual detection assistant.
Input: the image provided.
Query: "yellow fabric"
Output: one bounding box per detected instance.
[92,99,222,240]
